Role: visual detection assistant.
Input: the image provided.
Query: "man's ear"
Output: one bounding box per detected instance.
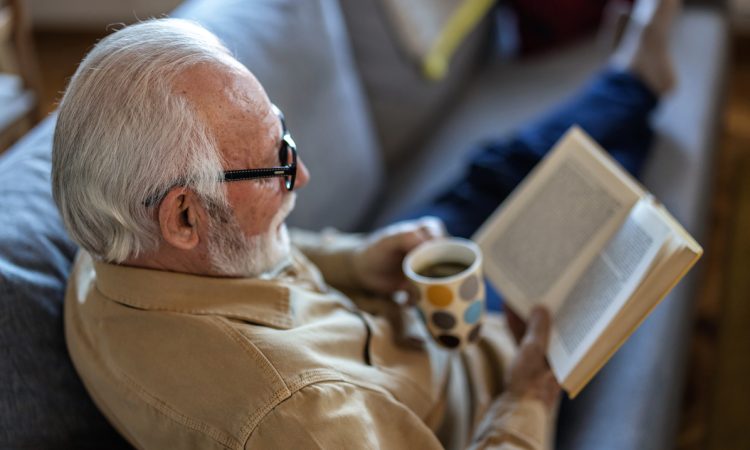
[157,188,205,250]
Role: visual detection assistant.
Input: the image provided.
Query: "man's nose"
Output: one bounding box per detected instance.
[295,158,310,190]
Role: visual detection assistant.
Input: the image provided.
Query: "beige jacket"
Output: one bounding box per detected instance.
[64,232,549,450]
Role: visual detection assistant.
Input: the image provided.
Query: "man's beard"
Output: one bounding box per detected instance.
[206,194,295,277]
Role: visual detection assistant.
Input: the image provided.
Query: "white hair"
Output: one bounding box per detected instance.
[52,18,236,262]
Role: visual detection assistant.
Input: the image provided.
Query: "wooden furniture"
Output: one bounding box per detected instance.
[0,0,41,152]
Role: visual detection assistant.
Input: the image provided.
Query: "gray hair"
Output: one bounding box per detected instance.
[52,18,234,263]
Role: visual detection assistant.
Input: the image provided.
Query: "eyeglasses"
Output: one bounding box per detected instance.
[143,104,297,208]
[221,104,297,191]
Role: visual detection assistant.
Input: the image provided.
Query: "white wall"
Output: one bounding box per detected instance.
[29,0,184,29]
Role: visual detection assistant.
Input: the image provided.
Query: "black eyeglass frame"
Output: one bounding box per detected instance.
[143,104,297,208]
[221,104,298,191]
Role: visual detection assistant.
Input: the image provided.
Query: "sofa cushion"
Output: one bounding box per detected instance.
[0,116,130,449]
[338,0,491,167]
[377,0,496,80]
[174,0,382,231]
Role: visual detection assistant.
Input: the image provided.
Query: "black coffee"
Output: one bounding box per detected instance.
[416,261,470,278]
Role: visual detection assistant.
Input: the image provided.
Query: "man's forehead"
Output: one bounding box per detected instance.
[173,62,278,164]
[173,62,265,108]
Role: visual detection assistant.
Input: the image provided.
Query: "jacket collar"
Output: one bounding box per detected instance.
[93,260,293,330]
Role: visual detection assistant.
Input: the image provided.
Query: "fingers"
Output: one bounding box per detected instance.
[521,307,551,354]
[357,216,448,296]
[372,216,448,255]
[504,307,526,344]
[398,228,430,253]
[506,306,559,410]
[417,216,447,239]
[396,216,448,252]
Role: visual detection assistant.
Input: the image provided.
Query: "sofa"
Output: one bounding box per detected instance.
[0,0,727,448]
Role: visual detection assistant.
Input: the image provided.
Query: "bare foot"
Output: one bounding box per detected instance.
[610,0,681,95]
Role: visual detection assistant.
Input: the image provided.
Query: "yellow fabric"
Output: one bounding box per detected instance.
[379,0,496,81]
[423,0,497,80]
[64,233,551,449]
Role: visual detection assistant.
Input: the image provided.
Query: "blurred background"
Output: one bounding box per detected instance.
[0,0,748,448]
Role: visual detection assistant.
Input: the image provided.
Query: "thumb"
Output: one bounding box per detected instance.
[522,307,551,352]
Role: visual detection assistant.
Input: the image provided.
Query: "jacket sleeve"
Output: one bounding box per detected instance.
[289,227,365,291]
[245,381,550,450]
[468,394,550,450]
[245,381,444,449]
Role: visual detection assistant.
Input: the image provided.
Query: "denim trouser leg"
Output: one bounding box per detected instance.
[403,69,659,311]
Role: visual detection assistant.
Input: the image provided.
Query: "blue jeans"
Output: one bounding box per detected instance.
[405,69,659,311]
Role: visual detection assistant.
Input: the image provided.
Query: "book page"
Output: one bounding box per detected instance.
[475,127,644,318]
[489,160,620,300]
[546,199,671,383]
[562,231,701,397]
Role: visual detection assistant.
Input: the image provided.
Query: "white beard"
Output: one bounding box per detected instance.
[207,194,295,277]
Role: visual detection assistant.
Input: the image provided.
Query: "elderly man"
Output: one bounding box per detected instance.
[52,0,678,448]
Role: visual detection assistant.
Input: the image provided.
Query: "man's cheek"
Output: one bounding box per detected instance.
[255,200,284,235]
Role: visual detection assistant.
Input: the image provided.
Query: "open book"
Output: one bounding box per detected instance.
[474,126,702,398]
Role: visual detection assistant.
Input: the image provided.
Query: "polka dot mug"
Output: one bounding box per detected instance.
[403,237,485,350]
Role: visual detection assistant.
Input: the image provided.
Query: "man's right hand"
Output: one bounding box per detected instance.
[504,307,560,410]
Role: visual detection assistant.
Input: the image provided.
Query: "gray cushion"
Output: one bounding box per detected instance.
[0,74,36,132]
[337,0,491,167]
[174,0,383,231]
[0,115,129,449]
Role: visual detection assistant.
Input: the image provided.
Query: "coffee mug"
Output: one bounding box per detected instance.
[403,237,485,350]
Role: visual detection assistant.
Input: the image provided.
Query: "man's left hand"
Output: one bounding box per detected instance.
[352,217,446,295]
